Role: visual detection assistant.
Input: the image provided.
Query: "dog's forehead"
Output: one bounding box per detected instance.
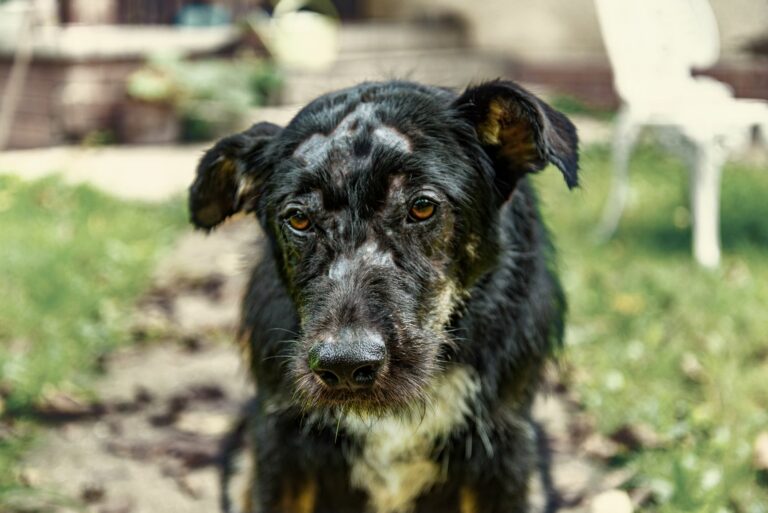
[292,101,412,168]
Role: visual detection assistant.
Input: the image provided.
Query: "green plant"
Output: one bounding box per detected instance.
[551,94,615,120]
[0,175,186,503]
[127,54,282,141]
[536,143,768,512]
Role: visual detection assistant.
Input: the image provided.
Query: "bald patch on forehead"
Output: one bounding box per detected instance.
[291,102,412,168]
[328,240,395,281]
[373,125,411,154]
[293,132,329,165]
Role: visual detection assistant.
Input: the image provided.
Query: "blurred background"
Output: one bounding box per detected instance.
[0,1,767,512]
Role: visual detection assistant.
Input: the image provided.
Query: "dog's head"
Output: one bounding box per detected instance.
[189,80,578,415]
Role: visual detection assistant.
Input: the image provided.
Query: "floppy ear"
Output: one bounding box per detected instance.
[453,80,579,196]
[189,122,281,230]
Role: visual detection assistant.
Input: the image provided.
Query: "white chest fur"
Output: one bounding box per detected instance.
[342,366,481,513]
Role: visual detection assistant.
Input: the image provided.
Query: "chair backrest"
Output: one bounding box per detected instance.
[593,0,721,102]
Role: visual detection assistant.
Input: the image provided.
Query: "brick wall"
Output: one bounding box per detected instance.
[507,59,768,111]
[0,60,66,149]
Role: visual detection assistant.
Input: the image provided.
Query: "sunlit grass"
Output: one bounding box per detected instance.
[0,175,186,503]
[0,143,766,512]
[536,144,768,513]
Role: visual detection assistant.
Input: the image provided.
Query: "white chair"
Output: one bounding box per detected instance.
[594,0,768,268]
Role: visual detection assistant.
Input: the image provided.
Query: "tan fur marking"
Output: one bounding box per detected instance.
[477,99,505,146]
[465,233,481,262]
[278,478,317,513]
[477,98,541,170]
[242,482,254,513]
[499,122,539,167]
[426,279,461,333]
[237,326,254,376]
[345,367,481,513]
[459,487,478,513]
[217,157,238,180]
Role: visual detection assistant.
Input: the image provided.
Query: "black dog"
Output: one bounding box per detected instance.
[189,79,578,513]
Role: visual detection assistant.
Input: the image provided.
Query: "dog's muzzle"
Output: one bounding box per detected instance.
[308,329,387,390]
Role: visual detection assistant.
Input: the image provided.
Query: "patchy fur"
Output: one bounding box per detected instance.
[345,366,481,513]
[189,79,579,513]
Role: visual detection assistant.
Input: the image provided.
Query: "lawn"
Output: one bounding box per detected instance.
[0,175,186,503]
[536,144,768,513]
[0,142,766,513]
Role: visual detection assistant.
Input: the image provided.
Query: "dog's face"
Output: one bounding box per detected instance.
[189,81,578,415]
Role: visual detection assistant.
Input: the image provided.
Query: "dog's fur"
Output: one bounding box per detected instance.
[189,79,579,513]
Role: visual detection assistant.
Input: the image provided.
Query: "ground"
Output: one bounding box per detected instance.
[3,120,768,513]
[11,217,614,513]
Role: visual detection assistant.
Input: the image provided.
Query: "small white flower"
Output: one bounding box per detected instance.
[605,370,625,391]
[701,468,722,490]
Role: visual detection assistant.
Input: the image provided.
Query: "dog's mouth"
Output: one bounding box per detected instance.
[292,361,431,416]
[290,335,441,416]
[288,313,453,414]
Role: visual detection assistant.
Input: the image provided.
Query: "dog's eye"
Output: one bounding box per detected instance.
[408,198,436,222]
[287,210,311,232]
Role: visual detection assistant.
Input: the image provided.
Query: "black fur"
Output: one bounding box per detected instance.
[189,79,579,513]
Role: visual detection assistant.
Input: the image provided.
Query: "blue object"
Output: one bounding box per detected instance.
[176,5,232,27]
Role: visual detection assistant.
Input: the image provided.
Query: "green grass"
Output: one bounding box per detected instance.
[550,94,615,121]
[0,175,186,501]
[1,145,766,512]
[535,144,768,513]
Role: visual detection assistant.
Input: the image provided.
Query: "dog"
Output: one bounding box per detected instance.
[189,79,579,513]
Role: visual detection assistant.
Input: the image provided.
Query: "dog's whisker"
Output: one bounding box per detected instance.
[266,327,301,335]
[193,77,577,512]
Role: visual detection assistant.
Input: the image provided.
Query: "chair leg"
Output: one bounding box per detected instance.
[596,108,641,240]
[689,143,726,268]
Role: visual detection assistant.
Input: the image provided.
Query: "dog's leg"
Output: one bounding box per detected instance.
[414,479,530,513]
[250,445,318,513]
[412,437,535,513]
[248,410,368,513]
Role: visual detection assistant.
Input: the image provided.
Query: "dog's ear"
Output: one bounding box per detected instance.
[453,80,579,196]
[189,122,282,230]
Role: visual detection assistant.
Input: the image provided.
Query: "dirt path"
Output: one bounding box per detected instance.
[18,218,621,513]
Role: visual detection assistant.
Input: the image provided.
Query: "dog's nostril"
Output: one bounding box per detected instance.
[317,370,341,387]
[352,364,378,386]
[308,332,386,390]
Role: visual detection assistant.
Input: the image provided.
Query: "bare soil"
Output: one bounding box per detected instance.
[18,217,618,513]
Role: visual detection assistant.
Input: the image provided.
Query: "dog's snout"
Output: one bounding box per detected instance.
[308,331,386,390]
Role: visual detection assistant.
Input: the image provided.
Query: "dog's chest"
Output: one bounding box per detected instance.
[342,367,480,513]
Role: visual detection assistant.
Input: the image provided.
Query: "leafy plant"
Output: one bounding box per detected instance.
[127,54,282,141]
[536,143,768,512]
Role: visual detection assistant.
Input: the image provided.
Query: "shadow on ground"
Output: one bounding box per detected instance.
[16,218,624,513]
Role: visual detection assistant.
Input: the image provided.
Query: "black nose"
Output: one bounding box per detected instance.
[308,331,386,390]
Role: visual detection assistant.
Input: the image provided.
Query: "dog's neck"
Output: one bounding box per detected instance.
[340,365,481,513]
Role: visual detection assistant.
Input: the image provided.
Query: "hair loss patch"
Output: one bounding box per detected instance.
[292,102,412,175]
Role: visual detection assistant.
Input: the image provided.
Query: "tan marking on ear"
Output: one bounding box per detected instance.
[192,156,247,228]
[195,204,227,228]
[477,99,505,146]
[278,478,317,513]
[218,156,238,178]
[459,486,478,513]
[498,121,540,169]
[477,98,542,171]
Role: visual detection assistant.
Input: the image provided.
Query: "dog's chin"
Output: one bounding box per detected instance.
[293,373,430,418]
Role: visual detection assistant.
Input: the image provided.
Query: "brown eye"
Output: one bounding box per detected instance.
[409,198,436,222]
[288,211,311,231]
